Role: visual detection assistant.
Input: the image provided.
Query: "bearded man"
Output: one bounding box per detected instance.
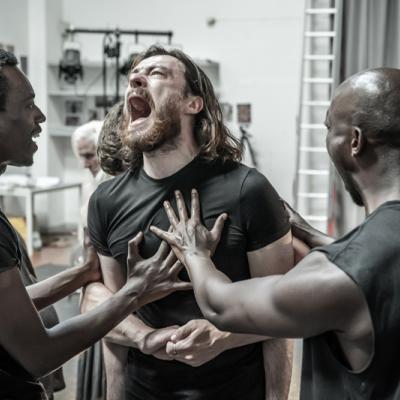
[87,46,294,400]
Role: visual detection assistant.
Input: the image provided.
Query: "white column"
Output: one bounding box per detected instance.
[28,0,49,179]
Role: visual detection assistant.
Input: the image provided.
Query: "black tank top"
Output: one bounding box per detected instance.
[301,201,400,400]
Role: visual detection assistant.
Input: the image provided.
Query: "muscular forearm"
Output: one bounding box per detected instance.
[27,263,91,310]
[28,288,138,377]
[263,339,293,400]
[183,253,237,326]
[183,254,286,336]
[81,282,153,349]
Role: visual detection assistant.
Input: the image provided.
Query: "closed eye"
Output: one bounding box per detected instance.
[151,69,165,76]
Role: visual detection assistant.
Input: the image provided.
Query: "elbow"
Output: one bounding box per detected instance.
[202,309,225,330]
[195,285,235,332]
[200,303,233,333]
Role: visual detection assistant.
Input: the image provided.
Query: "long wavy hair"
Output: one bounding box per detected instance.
[126,46,242,172]
[97,101,131,175]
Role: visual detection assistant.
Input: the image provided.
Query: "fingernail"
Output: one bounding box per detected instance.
[171,334,177,341]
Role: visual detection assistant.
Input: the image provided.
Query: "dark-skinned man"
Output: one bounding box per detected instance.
[0,49,189,400]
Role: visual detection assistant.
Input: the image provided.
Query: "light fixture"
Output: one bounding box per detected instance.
[59,40,83,84]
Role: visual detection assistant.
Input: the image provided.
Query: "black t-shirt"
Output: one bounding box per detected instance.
[0,210,47,399]
[88,156,289,399]
[301,201,400,400]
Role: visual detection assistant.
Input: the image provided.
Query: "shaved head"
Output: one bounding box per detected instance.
[336,68,400,148]
[326,68,400,206]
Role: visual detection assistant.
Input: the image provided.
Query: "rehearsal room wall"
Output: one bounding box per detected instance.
[61,0,305,203]
[1,0,305,230]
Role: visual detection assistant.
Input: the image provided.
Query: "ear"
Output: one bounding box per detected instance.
[351,127,364,156]
[183,95,203,115]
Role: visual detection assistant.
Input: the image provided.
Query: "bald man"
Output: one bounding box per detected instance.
[150,68,400,399]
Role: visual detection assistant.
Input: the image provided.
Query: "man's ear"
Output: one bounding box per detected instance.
[184,95,203,115]
[351,127,364,156]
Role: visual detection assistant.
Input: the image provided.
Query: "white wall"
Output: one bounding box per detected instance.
[61,0,305,202]
[0,0,28,56]
[2,0,305,229]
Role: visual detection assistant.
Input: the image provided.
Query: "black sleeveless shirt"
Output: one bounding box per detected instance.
[301,201,400,400]
[0,209,47,399]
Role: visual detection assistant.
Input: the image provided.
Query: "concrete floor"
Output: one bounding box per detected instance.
[33,244,302,400]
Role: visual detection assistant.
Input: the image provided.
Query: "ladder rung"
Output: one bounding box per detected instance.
[304,215,328,222]
[305,31,336,38]
[301,123,326,130]
[304,54,335,61]
[298,192,328,199]
[300,146,326,153]
[302,100,330,106]
[303,77,333,84]
[299,169,329,176]
[306,8,337,14]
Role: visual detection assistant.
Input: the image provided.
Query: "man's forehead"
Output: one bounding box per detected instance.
[4,66,34,97]
[329,85,356,120]
[133,55,185,73]
[78,139,96,150]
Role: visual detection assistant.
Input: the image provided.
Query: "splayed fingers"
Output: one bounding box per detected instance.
[150,189,228,262]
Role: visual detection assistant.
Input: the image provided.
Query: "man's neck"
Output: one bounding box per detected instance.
[358,168,400,215]
[363,186,400,215]
[143,141,200,180]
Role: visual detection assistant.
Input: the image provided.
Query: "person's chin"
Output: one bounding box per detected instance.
[10,159,33,168]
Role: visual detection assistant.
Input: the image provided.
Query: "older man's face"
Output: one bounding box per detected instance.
[77,137,100,177]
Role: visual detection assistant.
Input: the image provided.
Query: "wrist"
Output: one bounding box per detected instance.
[213,329,231,353]
[136,327,155,352]
[184,251,212,267]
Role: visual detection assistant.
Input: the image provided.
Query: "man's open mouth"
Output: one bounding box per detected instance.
[128,95,152,124]
[31,128,41,140]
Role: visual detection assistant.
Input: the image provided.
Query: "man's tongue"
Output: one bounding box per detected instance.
[131,97,151,121]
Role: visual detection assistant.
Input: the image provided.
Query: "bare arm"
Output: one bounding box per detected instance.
[81,281,177,351]
[182,252,364,339]
[26,254,100,310]
[165,231,294,369]
[96,236,190,400]
[0,235,188,380]
[0,266,139,378]
[150,190,367,348]
[247,231,294,400]
[93,238,189,351]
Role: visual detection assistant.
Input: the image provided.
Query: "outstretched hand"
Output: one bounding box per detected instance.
[124,232,192,307]
[150,189,227,264]
[283,199,333,249]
